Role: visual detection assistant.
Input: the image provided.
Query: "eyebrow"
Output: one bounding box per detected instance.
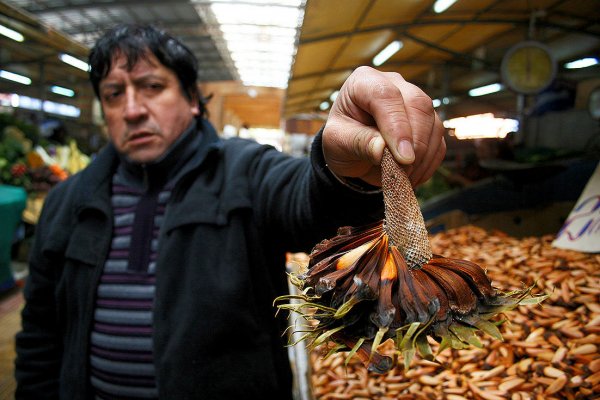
[99,74,167,91]
[99,82,122,90]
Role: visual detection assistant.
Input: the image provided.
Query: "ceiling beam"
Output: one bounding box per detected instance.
[54,20,208,36]
[0,13,89,57]
[24,0,192,14]
[401,31,496,70]
[289,59,481,83]
[299,18,600,46]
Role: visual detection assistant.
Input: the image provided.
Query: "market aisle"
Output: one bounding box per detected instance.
[0,288,23,400]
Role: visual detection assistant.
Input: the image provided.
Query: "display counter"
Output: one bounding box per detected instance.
[421,158,598,236]
[0,185,26,292]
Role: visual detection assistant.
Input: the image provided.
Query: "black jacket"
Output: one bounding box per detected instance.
[15,120,383,399]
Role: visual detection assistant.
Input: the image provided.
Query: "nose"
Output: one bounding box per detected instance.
[123,89,148,122]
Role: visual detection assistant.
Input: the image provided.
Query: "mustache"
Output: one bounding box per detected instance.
[124,123,161,139]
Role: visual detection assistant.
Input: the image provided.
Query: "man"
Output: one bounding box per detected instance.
[15,25,445,399]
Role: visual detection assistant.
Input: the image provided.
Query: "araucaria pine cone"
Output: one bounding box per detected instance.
[276,148,546,373]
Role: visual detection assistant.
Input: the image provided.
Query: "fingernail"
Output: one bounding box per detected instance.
[397,140,415,163]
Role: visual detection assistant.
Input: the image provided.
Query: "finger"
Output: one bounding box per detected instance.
[398,84,436,168]
[410,111,445,185]
[348,124,386,167]
[323,118,385,177]
[410,128,443,186]
[415,136,446,187]
[380,72,436,168]
[346,67,415,165]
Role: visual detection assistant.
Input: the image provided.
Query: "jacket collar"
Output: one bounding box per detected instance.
[73,118,222,216]
[116,120,198,192]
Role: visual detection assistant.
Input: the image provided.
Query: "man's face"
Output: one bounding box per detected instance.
[99,52,199,164]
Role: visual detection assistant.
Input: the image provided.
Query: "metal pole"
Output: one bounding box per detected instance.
[516,93,526,145]
[38,60,45,124]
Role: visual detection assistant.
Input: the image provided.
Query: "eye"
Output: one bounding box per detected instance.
[144,82,164,92]
[102,89,123,103]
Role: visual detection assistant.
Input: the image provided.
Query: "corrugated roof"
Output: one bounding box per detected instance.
[285,0,600,118]
[2,0,236,82]
[1,0,599,125]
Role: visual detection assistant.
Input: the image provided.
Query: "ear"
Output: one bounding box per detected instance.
[189,89,200,116]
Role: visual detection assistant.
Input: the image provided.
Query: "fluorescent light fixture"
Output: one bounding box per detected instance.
[220,25,296,37]
[230,51,294,63]
[227,41,296,54]
[211,3,302,28]
[468,83,503,97]
[43,100,81,118]
[443,113,518,140]
[0,24,24,42]
[223,33,295,47]
[201,0,305,88]
[564,57,599,69]
[1,93,80,118]
[373,40,403,67]
[433,0,458,13]
[50,85,75,97]
[330,90,339,102]
[59,53,89,72]
[319,101,330,111]
[0,70,31,85]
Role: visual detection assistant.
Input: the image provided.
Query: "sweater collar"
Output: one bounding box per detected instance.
[75,118,222,212]
[116,120,200,192]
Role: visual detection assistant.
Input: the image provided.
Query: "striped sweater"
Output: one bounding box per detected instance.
[89,122,200,399]
[90,175,172,399]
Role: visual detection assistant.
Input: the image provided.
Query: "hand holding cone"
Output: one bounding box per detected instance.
[275,148,546,373]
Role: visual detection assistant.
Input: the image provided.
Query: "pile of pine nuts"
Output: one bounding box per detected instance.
[309,226,600,400]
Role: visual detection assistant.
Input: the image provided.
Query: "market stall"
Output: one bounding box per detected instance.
[0,114,90,290]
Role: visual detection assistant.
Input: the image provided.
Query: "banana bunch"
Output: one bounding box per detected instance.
[47,140,90,175]
[65,140,89,174]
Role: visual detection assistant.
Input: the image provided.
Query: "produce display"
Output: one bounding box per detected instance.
[276,149,544,373]
[0,115,89,193]
[308,225,599,399]
[1,116,90,224]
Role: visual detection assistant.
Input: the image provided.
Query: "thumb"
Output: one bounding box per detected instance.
[323,119,386,180]
[358,129,387,167]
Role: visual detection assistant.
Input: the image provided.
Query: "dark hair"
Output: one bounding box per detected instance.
[89,24,207,117]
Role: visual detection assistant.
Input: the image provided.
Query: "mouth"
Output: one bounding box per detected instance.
[126,131,155,146]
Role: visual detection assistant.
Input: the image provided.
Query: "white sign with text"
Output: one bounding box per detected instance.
[553,162,600,253]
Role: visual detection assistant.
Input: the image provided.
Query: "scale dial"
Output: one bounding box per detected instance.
[501,41,557,95]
